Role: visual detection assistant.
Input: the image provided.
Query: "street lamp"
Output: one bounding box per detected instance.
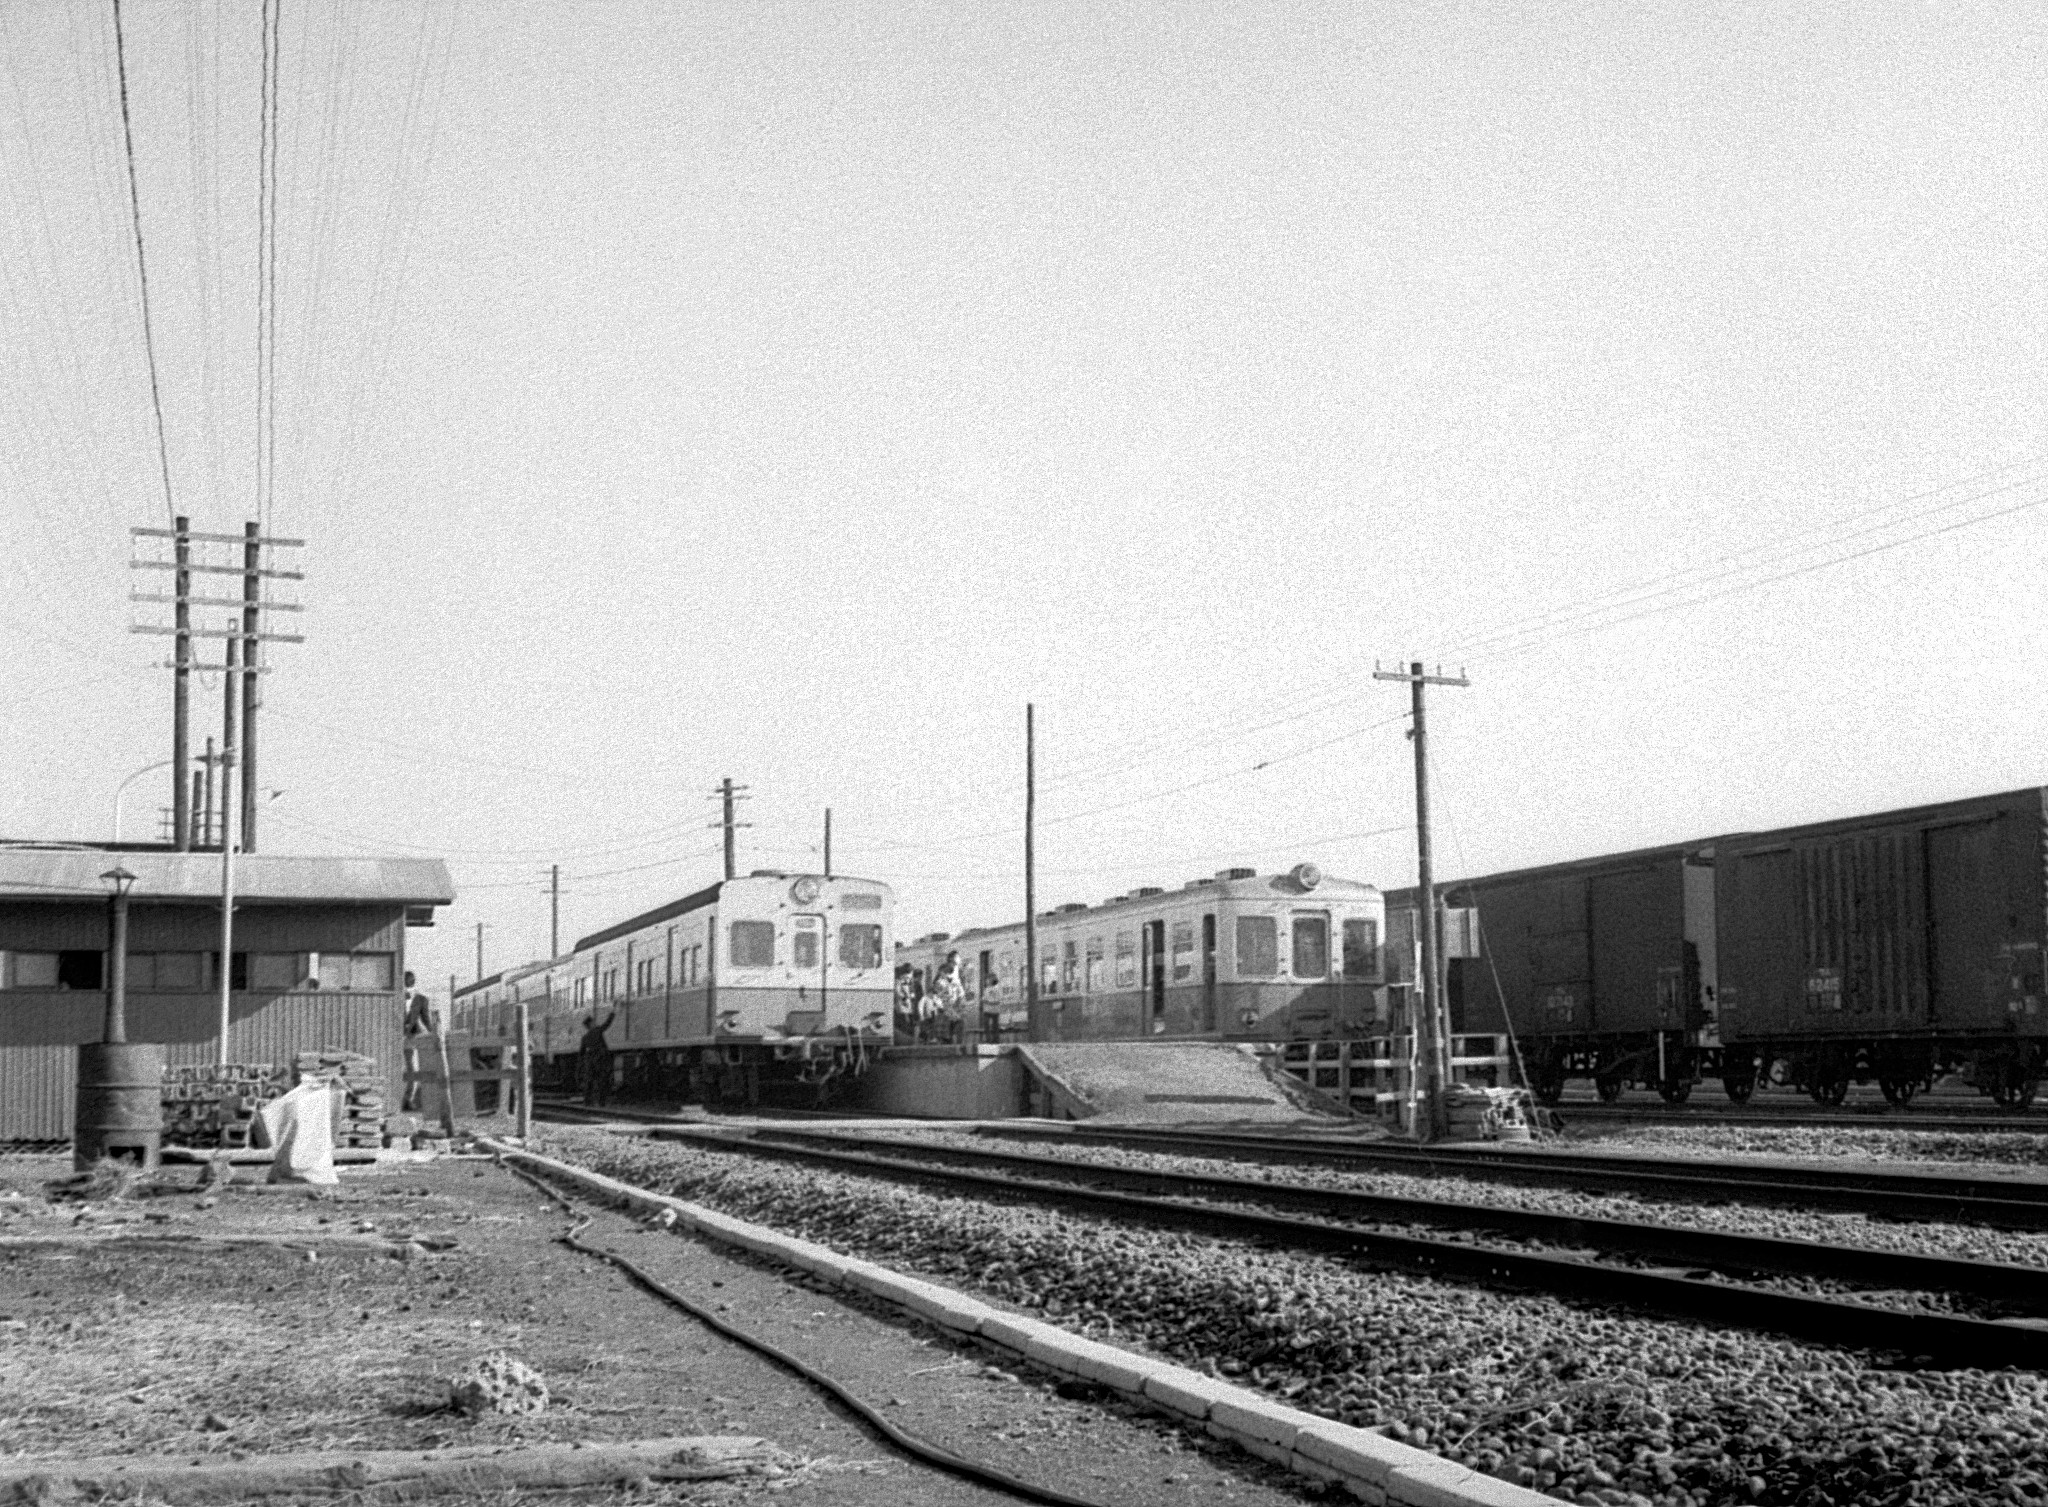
[112,760,172,844]
[100,866,137,1045]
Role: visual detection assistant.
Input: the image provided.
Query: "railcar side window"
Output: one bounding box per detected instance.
[731,922,776,968]
[1170,923,1194,981]
[1236,916,1278,977]
[839,924,883,968]
[1292,915,1329,979]
[1342,919,1379,978]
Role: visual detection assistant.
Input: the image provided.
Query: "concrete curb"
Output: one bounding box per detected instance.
[485,1141,1552,1507]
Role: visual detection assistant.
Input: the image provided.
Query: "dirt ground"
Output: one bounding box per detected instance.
[0,1152,1329,1506]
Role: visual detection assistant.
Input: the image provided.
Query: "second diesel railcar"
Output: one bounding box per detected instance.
[1391,786,2048,1108]
[455,871,895,1107]
[895,863,1387,1041]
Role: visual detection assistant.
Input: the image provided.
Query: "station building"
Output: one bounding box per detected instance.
[0,848,454,1141]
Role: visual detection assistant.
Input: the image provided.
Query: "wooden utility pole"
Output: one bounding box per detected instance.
[515,994,532,1143]
[709,779,750,880]
[475,921,486,981]
[199,737,216,849]
[1373,660,1469,1141]
[1024,704,1038,1028]
[549,864,560,957]
[240,521,262,850]
[823,808,832,879]
[171,517,191,849]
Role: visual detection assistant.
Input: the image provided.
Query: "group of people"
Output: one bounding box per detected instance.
[896,951,971,1044]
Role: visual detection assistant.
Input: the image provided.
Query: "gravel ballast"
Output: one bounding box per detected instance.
[1562,1123,2048,1169]
[539,1127,2048,1507]
[894,1127,2048,1271]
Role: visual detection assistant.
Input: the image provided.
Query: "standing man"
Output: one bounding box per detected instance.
[401,972,438,1113]
[579,1010,617,1107]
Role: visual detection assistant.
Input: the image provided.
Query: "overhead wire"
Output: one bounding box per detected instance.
[108,0,178,528]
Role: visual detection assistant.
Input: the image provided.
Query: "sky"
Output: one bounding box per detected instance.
[2,0,2043,1001]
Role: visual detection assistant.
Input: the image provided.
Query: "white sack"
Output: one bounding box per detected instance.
[258,1080,341,1186]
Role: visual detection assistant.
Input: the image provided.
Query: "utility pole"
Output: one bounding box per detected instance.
[130,523,303,854]
[216,622,241,1066]
[708,779,751,880]
[171,516,191,849]
[823,808,832,879]
[240,521,262,850]
[1024,704,1038,1028]
[475,921,486,982]
[549,864,560,957]
[1374,660,1469,1142]
[198,738,215,849]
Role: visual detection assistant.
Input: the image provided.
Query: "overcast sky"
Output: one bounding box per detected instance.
[2,0,2042,997]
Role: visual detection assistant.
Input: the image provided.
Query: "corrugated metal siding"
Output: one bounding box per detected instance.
[2,988,404,1140]
[1798,832,1927,1024]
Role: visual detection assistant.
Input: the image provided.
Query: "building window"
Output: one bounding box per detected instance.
[1061,940,1079,993]
[730,922,775,969]
[574,977,588,1008]
[1343,918,1379,979]
[1170,923,1195,982]
[1040,949,1059,996]
[839,924,883,969]
[130,952,208,990]
[690,944,703,984]
[1113,931,1136,989]
[1084,936,1103,994]
[1292,915,1329,980]
[1,952,61,989]
[1236,916,1278,978]
[317,953,395,992]
[249,953,309,991]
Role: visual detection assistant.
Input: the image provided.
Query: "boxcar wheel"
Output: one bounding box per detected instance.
[1657,1079,1692,1105]
[1878,1076,1918,1107]
[1722,1072,1755,1104]
[1991,1068,2039,1111]
[1595,1075,1624,1103]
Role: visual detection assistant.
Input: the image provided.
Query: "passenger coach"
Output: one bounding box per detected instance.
[456,871,894,1108]
[896,863,1386,1041]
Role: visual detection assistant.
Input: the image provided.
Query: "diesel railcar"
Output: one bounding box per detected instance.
[454,871,894,1107]
[895,863,1387,1042]
[1390,786,2047,1108]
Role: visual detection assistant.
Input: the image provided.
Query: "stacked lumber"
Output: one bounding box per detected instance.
[160,1064,283,1149]
[294,1051,386,1148]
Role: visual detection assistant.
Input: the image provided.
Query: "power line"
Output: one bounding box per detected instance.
[257,0,282,532]
[108,0,177,527]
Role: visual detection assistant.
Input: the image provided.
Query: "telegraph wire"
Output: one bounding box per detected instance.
[1475,484,2048,665]
[108,0,177,527]
[256,0,281,532]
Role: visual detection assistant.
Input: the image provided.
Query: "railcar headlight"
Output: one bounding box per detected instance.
[716,1011,741,1034]
[791,876,822,905]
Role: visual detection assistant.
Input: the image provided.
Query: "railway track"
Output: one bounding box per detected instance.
[982,1123,2048,1231]
[1552,1100,2048,1133]
[617,1122,2047,1368]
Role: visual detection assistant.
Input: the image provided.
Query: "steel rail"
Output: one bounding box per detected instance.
[1555,1104,2048,1133]
[984,1125,2048,1229]
[642,1127,2047,1369]
[735,1127,2048,1310]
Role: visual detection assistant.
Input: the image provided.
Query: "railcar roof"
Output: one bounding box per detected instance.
[570,871,891,955]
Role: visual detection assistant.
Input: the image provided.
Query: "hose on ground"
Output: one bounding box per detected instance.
[501,1160,1116,1507]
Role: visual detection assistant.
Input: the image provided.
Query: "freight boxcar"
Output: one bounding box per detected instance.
[1716,787,2046,1107]
[1388,839,1721,1103]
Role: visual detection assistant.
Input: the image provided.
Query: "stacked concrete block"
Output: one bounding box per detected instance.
[160,1063,283,1149]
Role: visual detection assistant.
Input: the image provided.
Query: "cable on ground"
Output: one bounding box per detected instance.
[499,1159,1116,1507]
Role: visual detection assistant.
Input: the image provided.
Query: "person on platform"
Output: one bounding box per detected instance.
[401,974,439,1113]
[894,966,918,1044]
[932,952,967,1045]
[579,1010,617,1107]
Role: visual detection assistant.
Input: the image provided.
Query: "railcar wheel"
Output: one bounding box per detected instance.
[1879,1076,1919,1107]
[1809,1075,1850,1108]
[1991,1069,2039,1111]
[1722,1072,1755,1104]
[1657,1079,1693,1105]
[1532,1071,1565,1106]
[1595,1075,1624,1103]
